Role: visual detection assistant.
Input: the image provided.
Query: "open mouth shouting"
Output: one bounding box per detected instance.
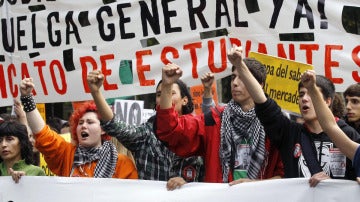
[80,132,89,139]
[301,105,310,113]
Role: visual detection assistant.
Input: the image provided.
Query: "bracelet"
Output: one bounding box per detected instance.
[20,94,37,112]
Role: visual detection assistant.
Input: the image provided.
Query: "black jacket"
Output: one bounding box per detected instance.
[255,98,360,180]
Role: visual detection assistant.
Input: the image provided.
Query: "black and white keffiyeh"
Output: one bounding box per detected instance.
[219,99,266,182]
[73,141,118,178]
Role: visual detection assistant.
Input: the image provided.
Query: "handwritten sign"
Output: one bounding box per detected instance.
[114,99,144,126]
[249,52,313,114]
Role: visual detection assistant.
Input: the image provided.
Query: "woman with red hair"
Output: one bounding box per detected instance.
[19,78,138,179]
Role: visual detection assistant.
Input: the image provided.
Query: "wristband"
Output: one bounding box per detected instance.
[20,94,37,112]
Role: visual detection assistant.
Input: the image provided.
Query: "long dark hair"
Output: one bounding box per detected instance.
[0,120,33,165]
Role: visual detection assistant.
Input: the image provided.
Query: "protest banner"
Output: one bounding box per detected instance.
[249,52,313,114]
[1,0,360,107]
[0,177,359,202]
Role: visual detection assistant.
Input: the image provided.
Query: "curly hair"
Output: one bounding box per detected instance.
[69,101,111,145]
[0,120,33,165]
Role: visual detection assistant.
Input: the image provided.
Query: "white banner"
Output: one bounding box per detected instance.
[1,0,360,106]
[0,177,359,202]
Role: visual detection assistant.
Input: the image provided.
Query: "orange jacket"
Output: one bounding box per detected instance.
[35,125,138,179]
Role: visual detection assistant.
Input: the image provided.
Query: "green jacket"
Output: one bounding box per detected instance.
[0,160,45,176]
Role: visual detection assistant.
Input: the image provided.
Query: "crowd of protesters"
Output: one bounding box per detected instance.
[1,46,359,190]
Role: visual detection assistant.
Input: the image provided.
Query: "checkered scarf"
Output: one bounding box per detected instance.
[220,99,266,182]
[73,141,118,178]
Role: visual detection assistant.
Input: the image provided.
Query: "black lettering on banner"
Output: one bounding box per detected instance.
[0,1,229,55]
[103,0,116,4]
[234,0,248,27]
[97,6,115,41]
[117,3,135,39]
[200,28,228,39]
[279,32,314,41]
[29,4,45,12]
[139,0,160,37]
[7,0,16,5]
[65,11,82,45]
[216,0,231,27]
[63,49,75,71]
[32,13,45,49]
[1,18,15,52]
[17,15,27,51]
[0,0,331,61]
[294,0,314,29]
[188,0,209,30]
[342,6,360,35]
[318,0,327,29]
[245,0,260,13]
[48,12,61,46]
[78,11,90,27]
[29,52,40,58]
[162,0,181,33]
[269,0,284,28]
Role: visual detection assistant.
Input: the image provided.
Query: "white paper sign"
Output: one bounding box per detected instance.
[114,99,144,126]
